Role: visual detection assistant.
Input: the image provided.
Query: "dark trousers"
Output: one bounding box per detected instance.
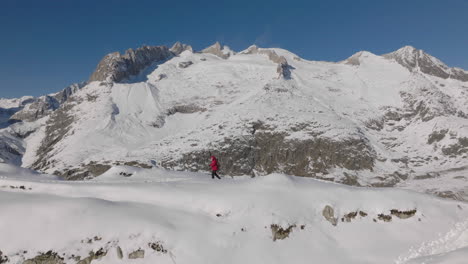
[212,170,221,179]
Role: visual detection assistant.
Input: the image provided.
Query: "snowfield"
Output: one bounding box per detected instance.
[1,163,468,264]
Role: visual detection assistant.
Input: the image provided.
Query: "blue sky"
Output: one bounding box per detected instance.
[1,0,467,98]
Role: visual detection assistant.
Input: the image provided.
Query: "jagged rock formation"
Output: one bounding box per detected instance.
[383,46,468,81]
[88,45,173,83]
[170,41,193,55]
[201,42,234,59]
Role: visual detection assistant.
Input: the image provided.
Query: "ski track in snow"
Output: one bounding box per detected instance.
[395,218,468,263]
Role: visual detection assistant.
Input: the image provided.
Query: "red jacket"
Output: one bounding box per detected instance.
[210,156,219,171]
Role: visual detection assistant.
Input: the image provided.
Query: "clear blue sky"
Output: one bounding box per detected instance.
[1,0,467,98]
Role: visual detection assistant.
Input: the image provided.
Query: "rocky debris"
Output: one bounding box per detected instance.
[342,211,357,222]
[148,242,167,253]
[80,236,102,244]
[390,209,417,219]
[0,251,8,264]
[201,42,233,59]
[170,42,193,55]
[89,45,173,83]
[128,249,144,259]
[77,248,107,264]
[119,172,133,177]
[6,185,30,190]
[271,224,296,241]
[322,205,338,226]
[342,211,368,222]
[377,214,392,222]
[116,247,123,259]
[23,251,64,264]
[178,61,193,68]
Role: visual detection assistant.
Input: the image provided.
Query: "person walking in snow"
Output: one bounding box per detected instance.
[210,155,221,179]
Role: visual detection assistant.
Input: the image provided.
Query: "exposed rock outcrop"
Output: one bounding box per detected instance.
[89,45,173,83]
[202,42,234,59]
[271,224,296,241]
[178,61,193,68]
[128,249,144,259]
[383,46,468,82]
[322,205,338,226]
[23,251,64,264]
[162,130,375,182]
[10,96,59,122]
[170,42,193,55]
[390,209,417,219]
[76,248,107,264]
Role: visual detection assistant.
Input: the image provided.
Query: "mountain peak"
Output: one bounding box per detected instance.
[382,45,468,81]
[170,42,193,55]
[89,45,173,83]
[201,42,234,59]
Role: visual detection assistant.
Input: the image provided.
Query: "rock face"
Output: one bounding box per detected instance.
[170,41,193,55]
[53,82,87,104]
[383,46,468,82]
[88,45,173,83]
[162,131,375,182]
[201,42,234,59]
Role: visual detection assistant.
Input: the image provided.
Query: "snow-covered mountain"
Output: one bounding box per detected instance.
[1,42,467,200]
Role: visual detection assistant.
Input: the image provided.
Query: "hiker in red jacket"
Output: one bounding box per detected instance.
[210,155,221,179]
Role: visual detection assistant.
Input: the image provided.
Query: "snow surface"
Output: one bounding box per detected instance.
[1,164,468,263]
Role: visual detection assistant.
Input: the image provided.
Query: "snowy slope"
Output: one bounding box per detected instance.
[1,163,468,264]
[1,43,467,200]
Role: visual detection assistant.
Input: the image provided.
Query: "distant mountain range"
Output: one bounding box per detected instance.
[1,42,467,200]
